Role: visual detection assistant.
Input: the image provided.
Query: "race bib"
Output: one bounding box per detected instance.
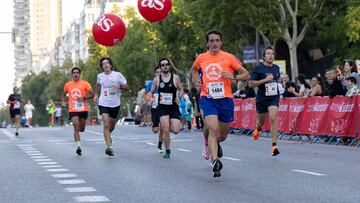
[14,101,20,109]
[208,82,225,99]
[103,87,116,98]
[152,93,159,108]
[265,82,278,96]
[159,92,173,105]
[72,101,84,111]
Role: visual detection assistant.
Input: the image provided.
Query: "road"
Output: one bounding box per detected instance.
[1,125,359,203]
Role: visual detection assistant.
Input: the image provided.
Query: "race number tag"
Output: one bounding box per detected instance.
[72,101,84,111]
[103,87,116,98]
[265,82,278,96]
[159,92,173,105]
[152,93,159,108]
[208,82,225,99]
[14,101,20,109]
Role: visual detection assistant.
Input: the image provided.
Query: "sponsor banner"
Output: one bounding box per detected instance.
[286,98,306,134]
[323,96,357,137]
[230,99,242,129]
[299,97,331,135]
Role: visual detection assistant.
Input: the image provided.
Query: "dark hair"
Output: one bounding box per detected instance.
[297,74,311,89]
[153,66,160,73]
[313,76,326,94]
[158,58,170,68]
[344,60,358,73]
[99,57,113,71]
[346,76,357,84]
[206,30,222,42]
[262,46,276,58]
[71,67,81,74]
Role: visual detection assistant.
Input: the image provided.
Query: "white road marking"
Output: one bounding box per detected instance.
[42,165,63,168]
[52,173,77,178]
[292,169,326,176]
[177,148,191,152]
[134,140,152,143]
[58,179,86,185]
[33,159,53,162]
[146,142,156,146]
[222,157,242,161]
[46,168,70,172]
[85,130,103,136]
[14,140,33,143]
[54,143,74,145]
[24,151,41,153]
[37,162,58,165]
[75,196,110,202]
[49,139,67,142]
[17,144,34,147]
[30,156,48,159]
[83,138,103,141]
[65,187,97,193]
[27,153,43,156]
[118,137,140,140]
[173,139,193,142]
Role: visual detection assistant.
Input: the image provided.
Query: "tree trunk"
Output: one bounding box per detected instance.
[288,44,298,81]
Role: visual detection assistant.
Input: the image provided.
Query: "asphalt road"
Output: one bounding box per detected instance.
[1,125,359,203]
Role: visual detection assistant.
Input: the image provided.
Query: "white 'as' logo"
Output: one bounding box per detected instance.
[141,0,165,10]
[95,14,114,32]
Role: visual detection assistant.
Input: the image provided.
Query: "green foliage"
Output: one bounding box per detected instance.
[345,5,360,42]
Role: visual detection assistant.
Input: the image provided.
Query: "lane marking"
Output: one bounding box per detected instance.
[33,159,53,162]
[24,151,41,153]
[118,137,140,140]
[134,140,152,143]
[49,139,67,142]
[27,153,43,156]
[75,196,110,202]
[65,187,97,193]
[42,165,63,168]
[146,142,156,146]
[177,148,191,152]
[83,138,103,141]
[14,140,33,143]
[55,143,74,145]
[222,157,242,161]
[30,156,48,159]
[173,139,193,142]
[17,144,34,147]
[52,174,77,178]
[37,162,58,165]
[292,169,326,176]
[46,168,70,172]
[58,179,86,185]
[85,130,103,136]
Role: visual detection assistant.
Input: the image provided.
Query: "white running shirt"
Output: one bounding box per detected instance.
[24,104,35,118]
[97,71,127,107]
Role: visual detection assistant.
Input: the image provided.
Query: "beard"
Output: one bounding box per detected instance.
[162,70,169,74]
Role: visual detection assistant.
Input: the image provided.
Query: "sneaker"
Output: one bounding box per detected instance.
[217,143,223,158]
[163,152,170,159]
[202,145,210,160]
[76,147,82,155]
[156,147,163,154]
[253,128,260,140]
[272,146,280,156]
[212,159,223,177]
[105,147,114,156]
[15,132,19,136]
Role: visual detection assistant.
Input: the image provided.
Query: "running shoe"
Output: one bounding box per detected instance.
[253,128,260,140]
[212,159,223,177]
[15,132,19,136]
[202,145,210,160]
[163,152,170,159]
[76,147,82,155]
[156,147,163,154]
[217,143,223,158]
[272,146,280,156]
[105,147,114,156]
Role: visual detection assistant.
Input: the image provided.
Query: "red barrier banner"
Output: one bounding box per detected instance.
[299,97,331,135]
[262,99,289,132]
[238,98,257,129]
[358,96,360,138]
[230,99,242,129]
[285,98,306,134]
[323,96,357,137]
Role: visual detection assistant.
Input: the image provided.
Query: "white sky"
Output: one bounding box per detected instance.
[0,0,84,105]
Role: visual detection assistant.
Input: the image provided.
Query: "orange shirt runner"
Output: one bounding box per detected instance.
[193,50,244,98]
[63,80,92,112]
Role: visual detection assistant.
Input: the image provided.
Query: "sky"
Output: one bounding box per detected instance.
[0,0,84,105]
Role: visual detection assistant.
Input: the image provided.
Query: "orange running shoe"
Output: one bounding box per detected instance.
[272,146,280,156]
[253,128,260,140]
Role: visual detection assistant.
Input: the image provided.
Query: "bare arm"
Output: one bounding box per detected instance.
[61,90,67,107]
[94,84,101,103]
[190,65,202,91]
[249,74,273,88]
[176,74,185,99]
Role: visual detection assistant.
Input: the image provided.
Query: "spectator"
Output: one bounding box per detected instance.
[282,74,298,97]
[191,87,203,131]
[55,105,62,126]
[136,86,146,126]
[184,92,193,132]
[309,76,325,96]
[345,77,359,97]
[179,91,187,131]
[339,60,360,89]
[325,69,346,98]
[288,74,311,97]
[239,81,256,99]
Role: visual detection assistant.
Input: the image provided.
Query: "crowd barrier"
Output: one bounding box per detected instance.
[229,96,359,146]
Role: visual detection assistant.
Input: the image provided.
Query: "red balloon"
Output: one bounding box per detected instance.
[137,0,172,23]
[92,13,126,46]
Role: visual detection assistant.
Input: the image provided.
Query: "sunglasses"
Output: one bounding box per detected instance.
[161,63,169,67]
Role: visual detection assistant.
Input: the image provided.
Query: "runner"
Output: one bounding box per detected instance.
[62,67,94,155]
[191,30,249,177]
[147,58,184,158]
[249,46,281,156]
[94,57,128,156]
[145,66,164,153]
[24,100,35,127]
[46,99,56,127]
[7,86,22,136]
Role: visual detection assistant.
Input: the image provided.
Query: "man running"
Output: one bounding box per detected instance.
[62,67,94,155]
[249,46,281,156]
[94,57,128,156]
[191,30,249,177]
[147,58,184,158]
[7,86,22,136]
[145,66,164,153]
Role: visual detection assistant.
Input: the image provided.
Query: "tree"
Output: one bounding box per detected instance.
[345,5,360,43]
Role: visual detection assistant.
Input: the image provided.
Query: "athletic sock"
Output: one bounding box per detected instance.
[166,149,171,154]
[158,141,162,149]
[75,141,81,148]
